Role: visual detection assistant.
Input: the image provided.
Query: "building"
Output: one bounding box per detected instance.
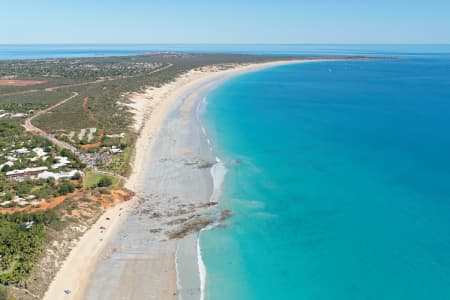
[6,166,48,179]
[38,169,83,180]
[110,145,123,154]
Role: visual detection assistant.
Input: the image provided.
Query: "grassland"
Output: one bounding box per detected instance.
[85,170,119,189]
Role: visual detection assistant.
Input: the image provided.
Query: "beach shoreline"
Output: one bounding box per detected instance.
[44,58,330,300]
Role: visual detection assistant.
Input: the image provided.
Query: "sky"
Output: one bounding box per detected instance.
[1,0,450,44]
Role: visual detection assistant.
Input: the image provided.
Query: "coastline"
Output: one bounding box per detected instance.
[44,59,328,300]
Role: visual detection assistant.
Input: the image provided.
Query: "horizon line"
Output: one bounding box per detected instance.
[1,43,450,46]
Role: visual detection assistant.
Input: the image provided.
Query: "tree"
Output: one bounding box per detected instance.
[46,177,55,186]
[97,177,112,187]
[1,165,11,173]
[57,182,75,195]
[16,181,32,196]
[46,157,57,164]
[71,172,82,181]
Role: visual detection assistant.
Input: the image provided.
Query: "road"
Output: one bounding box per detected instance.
[22,63,175,154]
[21,63,175,182]
[0,64,173,97]
[23,91,79,153]
[92,167,128,182]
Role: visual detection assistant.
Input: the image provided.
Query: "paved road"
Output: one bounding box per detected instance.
[21,63,175,182]
[23,91,79,153]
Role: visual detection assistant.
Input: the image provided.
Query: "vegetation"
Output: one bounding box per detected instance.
[0,123,84,206]
[97,177,112,187]
[0,210,59,284]
[85,171,118,189]
[0,285,7,300]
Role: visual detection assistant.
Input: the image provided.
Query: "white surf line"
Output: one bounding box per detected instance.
[192,60,334,300]
[197,237,207,300]
[195,96,206,122]
[197,156,228,300]
[195,93,228,300]
[175,243,183,300]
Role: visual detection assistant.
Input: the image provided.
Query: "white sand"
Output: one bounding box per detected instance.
[43,201,134,300]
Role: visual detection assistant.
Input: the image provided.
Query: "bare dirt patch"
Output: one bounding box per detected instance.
[0,193,77,215]
[91,188,135,208]
[82,96,89,108]
[0,79,47,86]
[80,129,103,150]
[80,141,101,150]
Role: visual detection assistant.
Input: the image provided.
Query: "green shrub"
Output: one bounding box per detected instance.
[57,182,75,195]
[97,177,112,187]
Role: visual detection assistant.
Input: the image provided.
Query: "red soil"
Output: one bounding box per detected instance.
[88,188,135,208]
[82,96,89,108]
[80,142,102,150]
[0,192,77,214]
[0,188,134,214]
[80,128,104,150]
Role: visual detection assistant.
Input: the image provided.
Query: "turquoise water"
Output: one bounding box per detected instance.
[201,54,450,299]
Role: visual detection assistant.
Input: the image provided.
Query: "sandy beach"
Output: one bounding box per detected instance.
[43,59,322,300]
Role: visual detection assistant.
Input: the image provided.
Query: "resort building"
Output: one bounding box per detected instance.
[6,166,48,179]
[38,169,82,180]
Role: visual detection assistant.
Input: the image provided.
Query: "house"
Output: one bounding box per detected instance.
[33,147,47,157]
[13,197,24,203]
[14,148,30,155]
[0,161,14,170]
[30,200,41,206]
[52,156,70,169]
[11,113,27,118]
[110,145,123,154]
[23,221,34,229]
[106,132,125,138]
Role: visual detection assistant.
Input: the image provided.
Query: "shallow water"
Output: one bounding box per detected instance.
[201,51,450,299]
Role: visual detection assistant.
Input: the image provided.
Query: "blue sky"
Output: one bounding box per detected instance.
[1,0,449,44]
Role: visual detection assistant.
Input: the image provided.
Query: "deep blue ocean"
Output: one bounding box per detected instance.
[1,44,450,60]
[201,49,450,299]
[1,45,450,299]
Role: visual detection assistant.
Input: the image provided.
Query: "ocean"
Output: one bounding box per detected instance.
[201,49,450,299]
[1,44,450,60]
[1,45,450,299]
